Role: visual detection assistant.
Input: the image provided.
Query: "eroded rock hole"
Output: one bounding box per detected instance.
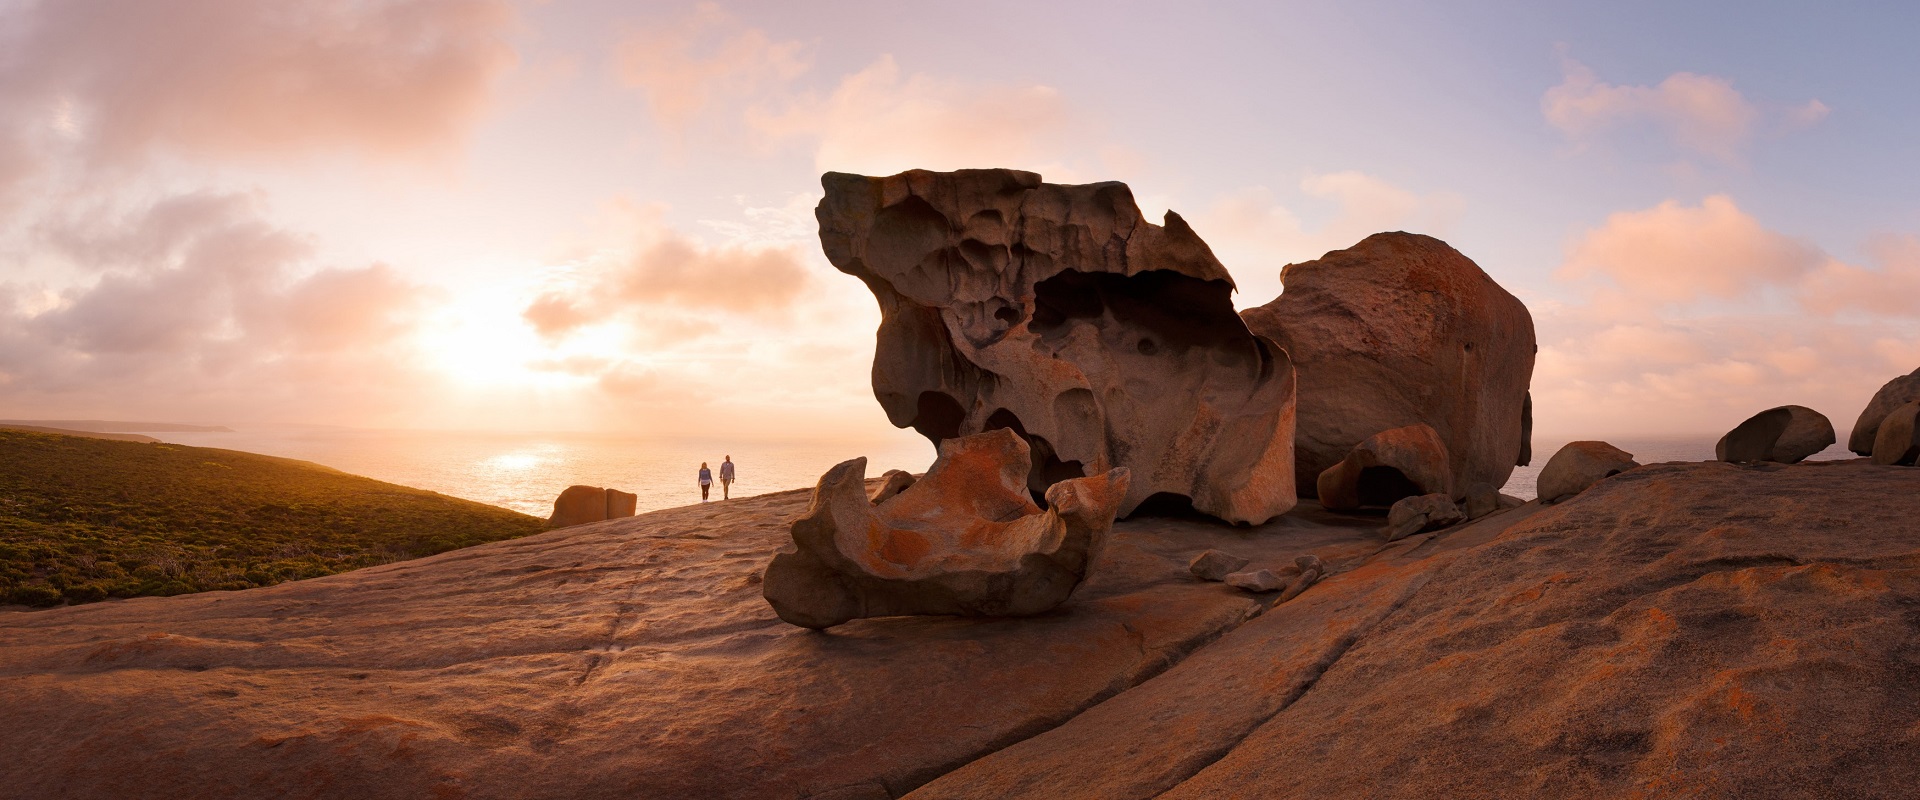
[1356,466,1423,508]
[985,408,1086,501]
[912,391,965,443]
[1132,492,1202,519]
[994,305,1021,324]
[1137,338,1158,355]
[1028,269,1247,359]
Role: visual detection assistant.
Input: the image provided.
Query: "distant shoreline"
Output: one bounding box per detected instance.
[0,419,234,433]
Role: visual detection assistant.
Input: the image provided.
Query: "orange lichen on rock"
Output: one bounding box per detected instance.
[763,428,1131,629]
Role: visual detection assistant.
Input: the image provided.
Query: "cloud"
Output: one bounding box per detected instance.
[1191,171,1465,306]
[614,2,811,133]
[1558,194,1823,305]
[0,0,516,168]
[0,189,438,422]
[522,201,810,339]
[1533,195,1920,439]
[1800,235,1920,317]
[747,55,1077,176]
[1543,57,1822,163]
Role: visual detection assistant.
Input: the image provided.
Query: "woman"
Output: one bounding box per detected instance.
[698,462,713,502]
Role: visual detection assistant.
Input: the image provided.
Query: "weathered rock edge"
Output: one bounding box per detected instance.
[763,429,1130,629]
[819,168,1297,525]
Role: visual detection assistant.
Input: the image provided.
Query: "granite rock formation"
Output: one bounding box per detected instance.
[1315,423,1454,512]
[1224,569,1284,592]
[6,460,1919,797]
[1871,400,1920,466]
[1850,367,1920,455]
[868,469,918,504]
[1188,550,1250,582]
[1241,232,1535,499]
[548,485,638,528]
[1537,441,1638,502]
[762,429,1130,629]
[1715,405,1835,464]
[1383,493,1465,541]
[818,168,1297,525]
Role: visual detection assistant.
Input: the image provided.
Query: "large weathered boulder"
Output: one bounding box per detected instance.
[1315,424,1454,512]
[762,429,1130,629]
[547,485,638,528]
[1871,400,1920,466]
[1715,405,1836,464]
[1241,232,1534,498]
[1850,367,1920,455]
[818,169,1297,525]
[1536,441,1637,502]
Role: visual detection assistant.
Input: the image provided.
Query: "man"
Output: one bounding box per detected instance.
[719,455,736,500]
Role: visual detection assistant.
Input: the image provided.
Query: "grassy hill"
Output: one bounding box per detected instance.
[0,429,548,607]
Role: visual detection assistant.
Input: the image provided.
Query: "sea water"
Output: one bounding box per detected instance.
[152,427,1860,517]
[155,426,937,518]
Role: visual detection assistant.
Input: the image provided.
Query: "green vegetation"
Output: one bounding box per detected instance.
[0,429,547,608]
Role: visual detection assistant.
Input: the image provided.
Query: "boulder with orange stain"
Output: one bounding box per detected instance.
[1241,232,1536,498]
[818,168,1296,525]
[763,429,1131,629]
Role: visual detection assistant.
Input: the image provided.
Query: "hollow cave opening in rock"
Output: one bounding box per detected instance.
[1356,466,1424,508]
[984,408,1086,503]
[1027,268,1251,361]
[912,391,965,443]
[1131,491,1203,519]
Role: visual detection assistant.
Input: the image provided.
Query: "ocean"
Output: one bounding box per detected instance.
[154,426,938,518]
[150,427,1860,518]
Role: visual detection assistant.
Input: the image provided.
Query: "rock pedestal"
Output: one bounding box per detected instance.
[762,429,1130,629]
[1241,232,1535,499]
[817,169,1296,525]
[1715,405,1835,464]
[1537,442,1638,502]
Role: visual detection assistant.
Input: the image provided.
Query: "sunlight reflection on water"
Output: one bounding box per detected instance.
[155,427,935,518]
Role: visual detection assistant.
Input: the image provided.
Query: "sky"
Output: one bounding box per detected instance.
[1,0,1916,443]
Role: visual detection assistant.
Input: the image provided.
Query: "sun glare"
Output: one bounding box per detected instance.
[414,284,624,391]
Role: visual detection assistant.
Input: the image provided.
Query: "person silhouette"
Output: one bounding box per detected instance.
[698,462,712,502]
[719,455,736,500]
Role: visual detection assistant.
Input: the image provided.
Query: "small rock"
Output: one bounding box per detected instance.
[1463,482,1500,520]
[1382,493,1464,542]
[868,470,916,504]
[1224,569,1286,593]
[1537,442,1638,503]
[1278,555,1326,602]
[1871,400,1920,466]
[550,485,609,528]
[1189,550,1252,582]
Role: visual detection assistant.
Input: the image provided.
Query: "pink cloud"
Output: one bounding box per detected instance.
[1543,57,1822,163]
[1559,194,1822,305]
[1,0,516,166]
[748,55,1077,176]
[522,202,810,340]
[1800,235,1920,317]
[0,189,439,423]
[614,2,811,133]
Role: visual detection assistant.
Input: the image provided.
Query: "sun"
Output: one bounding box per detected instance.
[413,285,626,392]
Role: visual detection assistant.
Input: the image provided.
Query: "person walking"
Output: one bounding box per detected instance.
[719,455,736,500]
[698,462,713,502]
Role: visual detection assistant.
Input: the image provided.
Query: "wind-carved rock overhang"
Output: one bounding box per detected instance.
[818,168,1299,526]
